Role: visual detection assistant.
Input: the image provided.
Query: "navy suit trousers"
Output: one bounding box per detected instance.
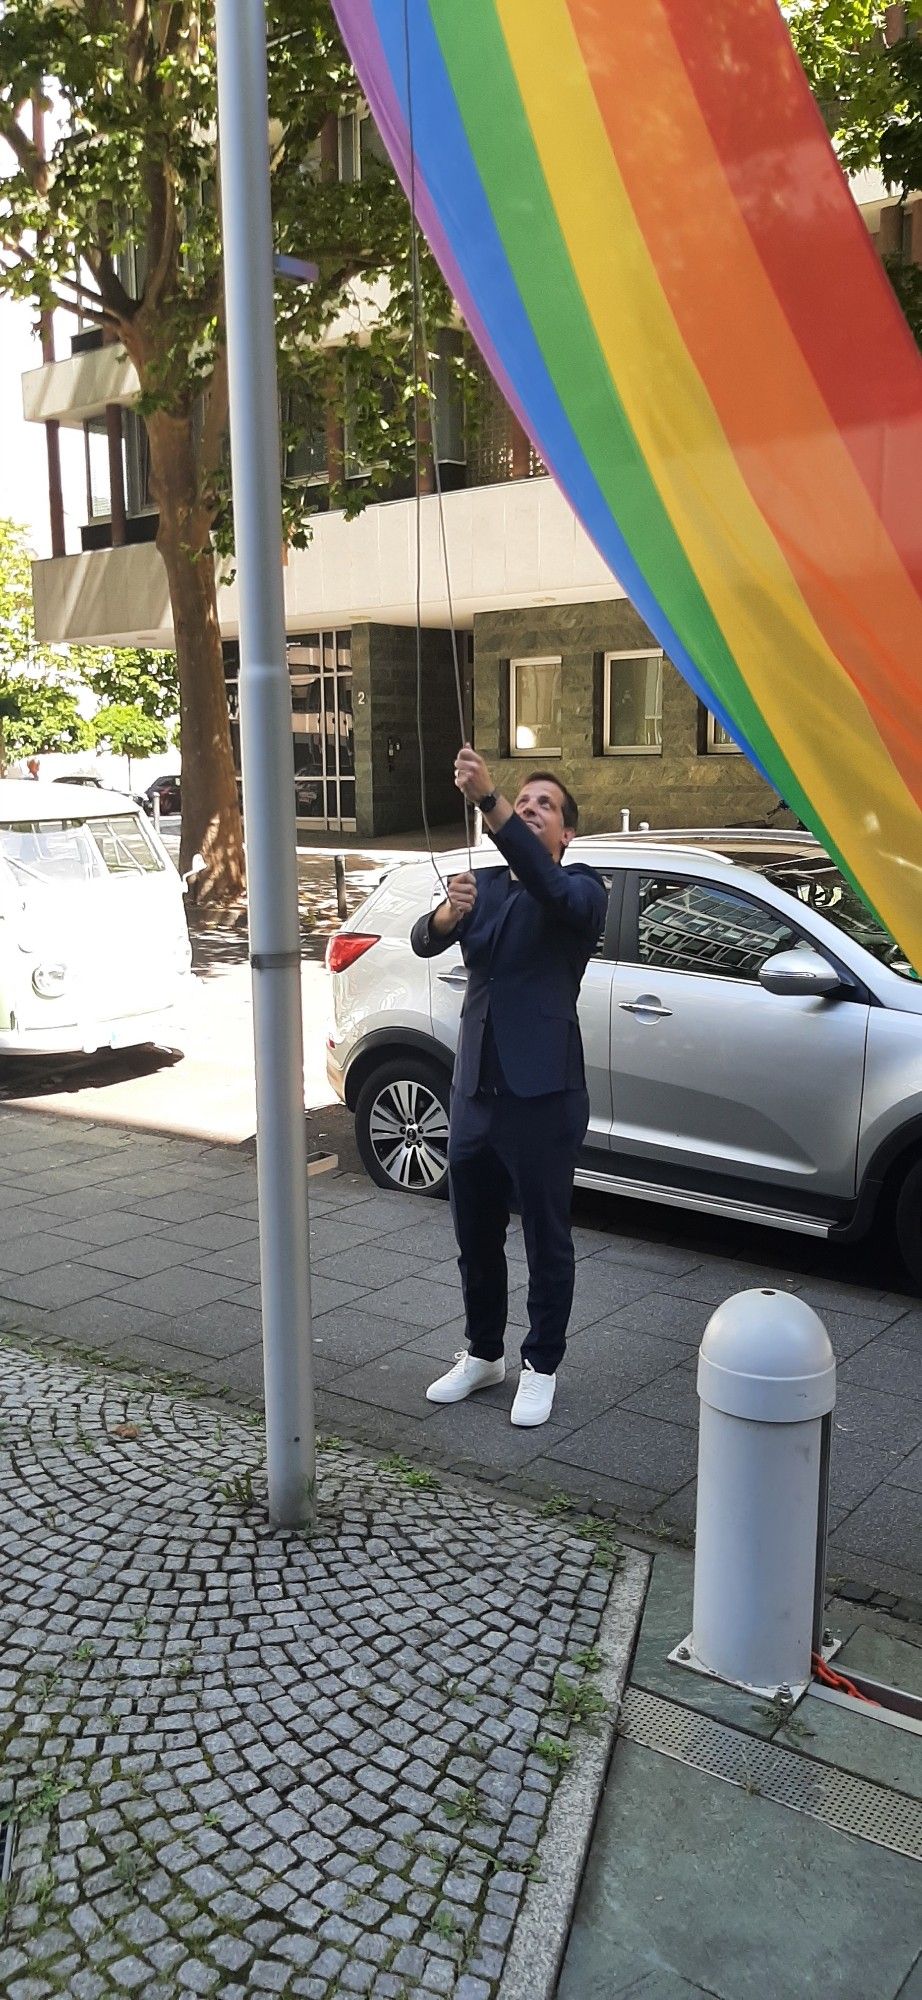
[448,1085,590,1375]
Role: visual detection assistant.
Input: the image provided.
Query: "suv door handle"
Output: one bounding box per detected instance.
[437,970,469,987]
[620,997,673,1018]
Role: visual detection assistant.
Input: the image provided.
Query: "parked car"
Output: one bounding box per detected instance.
[325,828,922,1285]
[0,779,196,1056]
[138,773,181,816]
[51,773,106,790]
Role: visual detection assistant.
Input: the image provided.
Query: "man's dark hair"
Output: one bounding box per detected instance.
[523,771,579,831]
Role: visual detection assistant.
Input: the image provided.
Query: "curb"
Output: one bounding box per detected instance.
[497,1544,651,2000]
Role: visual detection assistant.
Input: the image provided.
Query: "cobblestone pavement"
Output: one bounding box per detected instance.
[0,1342,645,2000]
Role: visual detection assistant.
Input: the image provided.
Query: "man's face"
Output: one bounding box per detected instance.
[513,778,573,861]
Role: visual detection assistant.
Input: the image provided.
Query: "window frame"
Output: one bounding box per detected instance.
[83,415,111,522]
[281,388,328,488]
[508,654,562,759]
[603,647,664,756]
[704,708,743,755]
[428,327,467,468]
[337,104,388,184]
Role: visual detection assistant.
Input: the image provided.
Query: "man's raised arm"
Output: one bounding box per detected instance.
[410,871,478,957]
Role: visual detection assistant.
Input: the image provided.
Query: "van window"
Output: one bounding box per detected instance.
[0,814,164,885]
[87,815,163,875]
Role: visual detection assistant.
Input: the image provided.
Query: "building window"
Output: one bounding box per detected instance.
[429,329,466,468]
[83,416,111,520]
[123,409,154,516]
[342,363,401,480]
[338,106,389,184]
[604,649,663,754]
[704,707,742,753]
[282,389,327,485]
[509,657,561,756]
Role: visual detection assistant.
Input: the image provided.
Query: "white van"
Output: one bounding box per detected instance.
[0,779,196,1056]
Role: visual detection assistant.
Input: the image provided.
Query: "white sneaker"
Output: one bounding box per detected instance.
[426,1352,506,1405]
[510,1363,556,1428]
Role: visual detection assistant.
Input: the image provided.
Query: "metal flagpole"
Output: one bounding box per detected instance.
[215,0,316,1528]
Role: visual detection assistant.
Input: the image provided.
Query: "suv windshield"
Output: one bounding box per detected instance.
[757,852,915,980]
[0,814,164,887]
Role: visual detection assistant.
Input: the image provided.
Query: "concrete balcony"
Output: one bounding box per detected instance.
[32,541,176,649]
[22,344,139,429]
[32,477,624,648]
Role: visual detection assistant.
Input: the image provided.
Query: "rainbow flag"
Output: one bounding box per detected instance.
[331,0,922,967]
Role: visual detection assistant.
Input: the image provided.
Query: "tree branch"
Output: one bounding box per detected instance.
[157,3,186,58]
[198,341,229,498]
[144,161,179,313]
[82,245,135,321]
[0,110,49,195]
[0,259,110,325]
[0,237,111,312]
[123,1,152,85]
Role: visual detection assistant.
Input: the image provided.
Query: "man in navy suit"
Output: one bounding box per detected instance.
[410,747,607,1428]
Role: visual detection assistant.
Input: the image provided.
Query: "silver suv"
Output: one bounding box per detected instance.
[325,830,922,1286]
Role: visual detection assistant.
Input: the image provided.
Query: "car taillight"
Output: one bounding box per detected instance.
[325,932,379,973]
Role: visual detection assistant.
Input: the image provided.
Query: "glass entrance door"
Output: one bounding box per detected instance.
[289,632,355,832]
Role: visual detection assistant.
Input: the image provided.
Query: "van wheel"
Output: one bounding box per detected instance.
[355,1058,450,1198]
[894,1157,922,1292]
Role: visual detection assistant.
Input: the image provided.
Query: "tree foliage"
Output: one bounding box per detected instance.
[0,675,91,760]
[786,2,922,343]
[79,646,178,726]
[0,515,172,760]
[91,701,167,763]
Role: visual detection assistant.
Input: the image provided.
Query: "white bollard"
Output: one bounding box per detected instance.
[672,1289,836,1701]
[619,807,630,833]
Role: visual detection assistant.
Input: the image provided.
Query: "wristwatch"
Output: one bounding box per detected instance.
[477,789,499,813]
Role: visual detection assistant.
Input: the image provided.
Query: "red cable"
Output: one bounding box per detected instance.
[811,1651,878,1705]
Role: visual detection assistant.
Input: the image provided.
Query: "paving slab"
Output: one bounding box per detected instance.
[0,1338,647,2000]
[0,1261,126,1310]
[838,1335,922,1399]
[544,1409,700,1489]
[556,1738,921,2000]
[831,1483,922,1577]
[894,1445,922,1494]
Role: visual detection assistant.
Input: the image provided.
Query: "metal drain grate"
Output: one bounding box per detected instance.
[619,1687,922,1862]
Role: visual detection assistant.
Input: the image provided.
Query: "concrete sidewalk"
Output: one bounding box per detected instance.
[0,1105,920,1608]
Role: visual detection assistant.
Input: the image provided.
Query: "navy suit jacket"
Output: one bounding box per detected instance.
[410,814,607,1099]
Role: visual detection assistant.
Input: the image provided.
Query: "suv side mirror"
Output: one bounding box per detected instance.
[759,945,844,998]
[182,852,207,892]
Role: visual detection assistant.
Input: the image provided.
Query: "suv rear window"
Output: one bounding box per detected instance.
[757,854,915,980]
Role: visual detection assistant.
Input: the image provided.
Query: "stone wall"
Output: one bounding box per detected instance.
[352,623,466,837]
[472,600,791,832]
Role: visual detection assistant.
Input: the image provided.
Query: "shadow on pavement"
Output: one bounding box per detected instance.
[0,1044,183,1102]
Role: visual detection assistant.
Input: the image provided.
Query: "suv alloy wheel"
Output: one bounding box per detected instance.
[354,1056,451,1197]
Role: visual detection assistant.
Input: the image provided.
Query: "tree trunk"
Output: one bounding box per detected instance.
[145,408,245,904]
